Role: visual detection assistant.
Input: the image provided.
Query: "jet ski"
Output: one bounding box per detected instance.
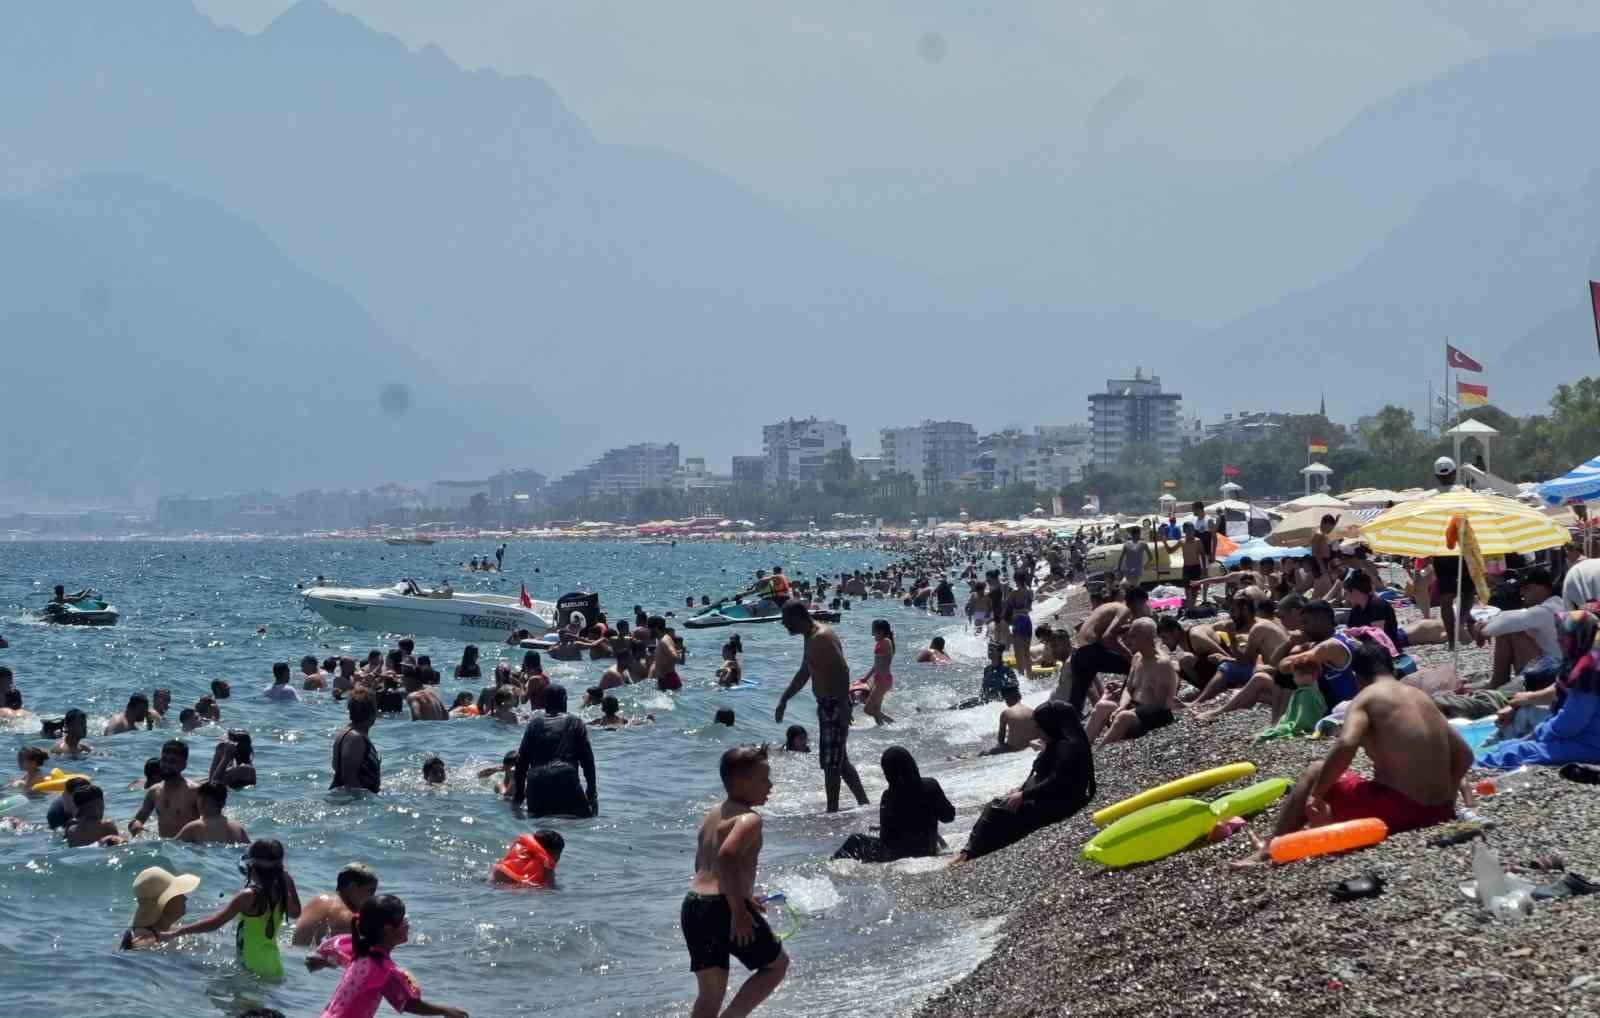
[41,594,119,626]
[685,597,839,629]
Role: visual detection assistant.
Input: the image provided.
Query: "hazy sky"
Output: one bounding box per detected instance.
[198,0,1600,268]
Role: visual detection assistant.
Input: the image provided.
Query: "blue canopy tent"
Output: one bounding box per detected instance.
[1224,538,1312,568]
[1537,454,1600,506]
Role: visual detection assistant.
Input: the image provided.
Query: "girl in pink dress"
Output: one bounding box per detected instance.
[319,894,467,1018]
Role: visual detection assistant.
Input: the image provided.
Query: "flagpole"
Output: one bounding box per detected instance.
[1443,338,1450,436]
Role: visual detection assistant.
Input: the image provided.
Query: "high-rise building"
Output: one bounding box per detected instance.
[548,443,680,500]
[762,418,849,488]
[962,427,1091,492]
[731,456,767,486]
[1088,369,1182,466]
[880,420,977,493]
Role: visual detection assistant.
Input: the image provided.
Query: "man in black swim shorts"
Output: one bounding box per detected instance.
[1088,618,1180,744]
[775,602,868,812]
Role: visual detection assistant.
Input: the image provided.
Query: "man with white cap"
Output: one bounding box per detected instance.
[121,866,200,950]
[1430,456,1472,649]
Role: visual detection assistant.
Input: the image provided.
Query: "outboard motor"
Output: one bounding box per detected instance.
[556,591,601,631]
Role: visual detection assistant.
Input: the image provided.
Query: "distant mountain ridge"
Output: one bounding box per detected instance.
[0,172,510,508]
[0,0,1192,483]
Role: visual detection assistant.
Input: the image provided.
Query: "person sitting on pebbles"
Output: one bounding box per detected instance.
[1086,618,1180,744]
[1234,639,1472,867]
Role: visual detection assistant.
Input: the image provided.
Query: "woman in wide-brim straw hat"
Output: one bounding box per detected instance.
[122,866,200,950]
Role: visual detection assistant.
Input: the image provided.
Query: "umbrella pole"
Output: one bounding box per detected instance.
[1453,592,1461,680]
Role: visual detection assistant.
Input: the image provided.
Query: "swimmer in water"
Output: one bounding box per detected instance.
[13,745,48,789]
[683,744,788,1018]
[477,752,519,798]
[122,867,200,951]
[64,785,125,847]
[717,635,744,687]
[783,726,810,753]
[175,780,249,845]
[51,708,93,758]
[293,862,380,948]
[915,637,952,664]
[129,739,200,839]
[422,756,446,785]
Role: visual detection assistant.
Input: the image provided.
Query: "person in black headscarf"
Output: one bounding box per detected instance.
[512,685,598,817]
[953,700,1095,863]
[832,746,956,863]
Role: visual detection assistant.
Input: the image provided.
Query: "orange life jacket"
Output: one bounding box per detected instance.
[770,574,791,597]
[492,834,557,887]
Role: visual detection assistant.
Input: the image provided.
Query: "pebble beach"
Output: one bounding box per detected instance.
[914,621,1600,1018]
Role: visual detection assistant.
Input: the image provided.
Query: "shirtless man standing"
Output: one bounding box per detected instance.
[649,616,684,691]
[175,780,248,845]
[1088,618,1180,743]
[775,601,869,813]
[1061,587,1151,712]
[681,744,788,1018]
[129,740,201,838]
[1236,640,1471,866]
[292,863,379,947]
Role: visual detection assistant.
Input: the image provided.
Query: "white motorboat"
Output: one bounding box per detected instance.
[301,582,558,642]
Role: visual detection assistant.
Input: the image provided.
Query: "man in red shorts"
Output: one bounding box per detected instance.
[1235,639,1473,866]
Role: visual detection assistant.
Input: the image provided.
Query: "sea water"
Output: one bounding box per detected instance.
[0,540,1042,1017]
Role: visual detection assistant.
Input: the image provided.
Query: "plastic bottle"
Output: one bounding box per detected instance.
[1474,766,1538,797]
[1470,840,1533,920]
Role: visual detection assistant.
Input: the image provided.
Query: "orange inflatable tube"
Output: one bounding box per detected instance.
[1268,817,1388,864]
[492,834,557,887]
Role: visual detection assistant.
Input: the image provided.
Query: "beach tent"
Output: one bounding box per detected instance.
[1537,453,1600,507]
[1224,537,1312,567]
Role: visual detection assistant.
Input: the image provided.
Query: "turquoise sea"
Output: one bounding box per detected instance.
[0,540,1045,1017]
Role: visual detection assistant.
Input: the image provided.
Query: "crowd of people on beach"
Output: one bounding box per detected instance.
[11,453,1600,1017]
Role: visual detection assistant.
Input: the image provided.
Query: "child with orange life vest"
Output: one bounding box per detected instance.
[491,829,565,887]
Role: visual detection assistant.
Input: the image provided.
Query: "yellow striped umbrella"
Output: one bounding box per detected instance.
[1359,488,1571,557]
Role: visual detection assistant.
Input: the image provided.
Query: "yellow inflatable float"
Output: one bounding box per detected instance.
[1083,798,1217,867]
[30,767,90,794]
[1092,762,1257,827]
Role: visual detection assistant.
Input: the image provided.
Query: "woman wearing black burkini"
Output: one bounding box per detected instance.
[833,746,956,863]
[954,700,1095,863]
[512,685,598,817]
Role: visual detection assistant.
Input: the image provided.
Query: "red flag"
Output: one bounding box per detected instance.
[519,582,533,609]
[1590,281,1600,357]
[1222,464,1241,478]
[1446,344,1482,372]
[1457,381,1489,407]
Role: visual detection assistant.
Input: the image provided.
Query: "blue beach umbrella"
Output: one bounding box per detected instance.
[1537,453,1600,507]
[1224,538,1312,568]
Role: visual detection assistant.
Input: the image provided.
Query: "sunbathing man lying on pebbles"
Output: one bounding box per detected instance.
[1235,639,1472,866]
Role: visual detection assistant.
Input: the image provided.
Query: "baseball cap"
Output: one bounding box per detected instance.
[1433,456,1456,478]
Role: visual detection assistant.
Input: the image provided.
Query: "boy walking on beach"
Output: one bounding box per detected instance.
[682,744,789,1018]
[776,600,869,812]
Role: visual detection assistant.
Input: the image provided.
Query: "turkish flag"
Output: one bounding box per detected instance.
[1446,344,1483,372]
[1590,281,1600,357]
[1222,464,1241,478]
[519,582,533,609]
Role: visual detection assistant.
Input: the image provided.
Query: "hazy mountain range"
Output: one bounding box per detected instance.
[5,2,1600,508]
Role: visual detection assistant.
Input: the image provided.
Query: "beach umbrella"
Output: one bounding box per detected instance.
[1277,491,1350,512]
[1536,453,1600,507]
[1224,537,1312,567]
[1265,507,1364,548]
[1358,489,1571,557]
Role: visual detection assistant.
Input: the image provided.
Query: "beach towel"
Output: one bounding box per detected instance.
[1256,685,1328,742]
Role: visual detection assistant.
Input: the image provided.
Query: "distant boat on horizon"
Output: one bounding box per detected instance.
[384,534,436,546]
